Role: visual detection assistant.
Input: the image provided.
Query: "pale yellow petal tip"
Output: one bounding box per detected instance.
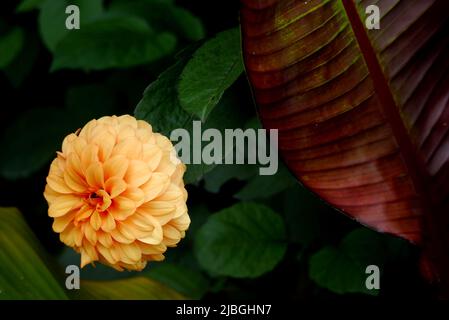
[43,115,189,271]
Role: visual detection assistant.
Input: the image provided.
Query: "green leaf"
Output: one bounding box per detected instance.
[234,164,296,200]
[135,56,193,137]
[16,0,46,12]
[145,263,209,299]
[110,0,205,41]
[0,108,78,180]
[78,277,185,300]
[178,28,244,121]
[309,228,410,295]
[0,27,25,69]
[0,208,68,300]
[194,202,287,278]
[51,15,176,71]
[39,0,103,52]
[135,50,248,184]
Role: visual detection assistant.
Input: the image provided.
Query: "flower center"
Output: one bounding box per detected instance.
[88,189,112,212]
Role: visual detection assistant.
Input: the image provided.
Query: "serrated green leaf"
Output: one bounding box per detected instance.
[135,50,248,184]
[0,208,68,300]
[135,56,193,137]
[39,0,103,52]
[51,16,176,71]
[0,27,25,68]
[194,202,287,278]
[178,28,244,121]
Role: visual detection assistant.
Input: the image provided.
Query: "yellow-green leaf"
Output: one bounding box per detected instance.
[0,207,68,300]
[78,277,185,300]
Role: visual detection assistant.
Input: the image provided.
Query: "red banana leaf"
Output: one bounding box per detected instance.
[240,0,449,290]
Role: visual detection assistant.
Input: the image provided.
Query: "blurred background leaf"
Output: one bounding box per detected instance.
[0,108,78,180]
[309,228,411,295]
[51,15,176,71]
[16,0,46,13]
[109,0,205,42]
[0,27,24,68]
[38,0,103,52]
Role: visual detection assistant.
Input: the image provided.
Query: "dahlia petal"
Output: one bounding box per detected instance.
[90,210,102,231]
[110,228,134,244]
[129,212,155,230]
[46,174,73,194]
[172,203,188,219]
[142,144,163,171]
[155,183,183,202]
[109,197,136,220]
[121,187,145,207]
[63,169,87,193]
[80,144,99,172]
[139,201,176,216]
[81,242,98,268]
[117,126,135,142]
[43,184,61,203]
[124,160,152,187]
[163,224,181,240]
[138,242,164,255]
[75,205,94,223]
[66,152,84,177]
[84,222,97,245]
[104,177,127,198]
[98,231,113,248]
[86,161,104,189]
[97,245,117,264]
[121,243,141,263]
[94,130,115,162]
[78,119,97,140]
[49,195,83,218]
[62,134,78,155]
[72,136,87,157]
[147,254,165,262]
[101,212,116,232]
[118,115,138,128]
[112,137,142,159]
[64,153,88,192]
[52,210,76,233]
[117,222,136,240]
[109,244,122,262]
[103,155,129,181]
[171,163,186,185]
[140,173,170,202]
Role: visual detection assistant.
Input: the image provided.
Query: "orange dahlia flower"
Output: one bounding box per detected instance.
[43,115,189,271]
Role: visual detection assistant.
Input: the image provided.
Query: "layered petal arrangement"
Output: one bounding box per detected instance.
[44,115,189,271]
